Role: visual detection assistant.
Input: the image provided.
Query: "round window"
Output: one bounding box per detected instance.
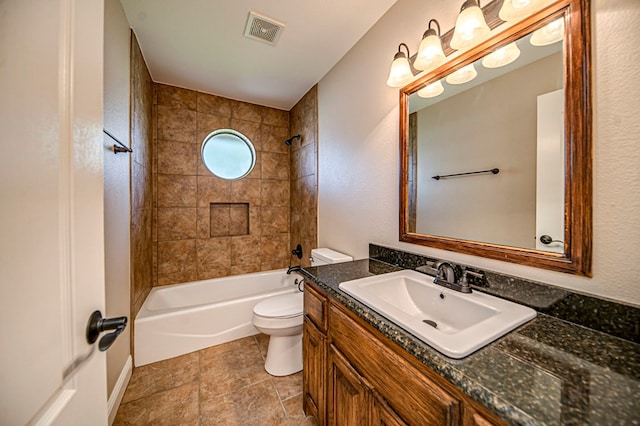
[201,129,256,180]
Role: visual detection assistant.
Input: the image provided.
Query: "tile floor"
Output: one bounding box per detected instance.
[114,334,317,425]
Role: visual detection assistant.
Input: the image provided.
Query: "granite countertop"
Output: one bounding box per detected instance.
[300,259,640,426]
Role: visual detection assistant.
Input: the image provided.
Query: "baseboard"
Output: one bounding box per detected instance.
[108,355,132,425]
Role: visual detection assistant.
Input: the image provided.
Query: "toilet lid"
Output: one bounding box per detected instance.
[253,292,303,318]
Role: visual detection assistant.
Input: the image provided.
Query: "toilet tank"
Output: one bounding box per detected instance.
[310,248,353,266]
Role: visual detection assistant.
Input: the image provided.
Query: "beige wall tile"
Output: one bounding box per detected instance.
[131,207,153,305]
[157,105,197,143]
[230,178,262,206]
[196,238,231,278]
[197,92,232,117]
[197,175,231,206]
[262,107,289,128]
[260,233,290,261]
[157,239,197,285]
[261,180,289,207]
[261,125,290,154]
[157,174,197,207]
[230,263,262,276]
[231,101,263,123]
[260,259,289,271]
[229,204,249,235]
[291,143,316,179]
[249,206,261,236]
[262,152,289,181]
[157,207,197,241]
[261,206,289,236]
[132,160,152,210]
[157,140,198,175]
[230,235,261,266]
[156,84,197,110]
[209,204,231,237]
[196,206,211,239]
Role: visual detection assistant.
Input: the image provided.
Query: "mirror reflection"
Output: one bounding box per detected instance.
[406,19,565,253]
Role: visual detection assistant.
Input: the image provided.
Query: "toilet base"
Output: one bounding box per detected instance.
[264,333,303,376]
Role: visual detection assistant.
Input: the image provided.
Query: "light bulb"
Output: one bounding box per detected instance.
[445,63,478,85]
[418,80,445,98]
[530,17,564,46]
[482,42,521,68]
[450,0,490,50]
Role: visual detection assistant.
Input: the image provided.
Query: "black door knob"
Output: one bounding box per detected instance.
[86,310,127,351]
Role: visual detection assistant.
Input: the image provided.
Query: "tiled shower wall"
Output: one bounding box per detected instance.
[130,32,154,318]
[152,84,292,286]
[289,86,318,268]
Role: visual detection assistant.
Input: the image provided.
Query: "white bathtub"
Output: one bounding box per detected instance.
[134,269,299,366]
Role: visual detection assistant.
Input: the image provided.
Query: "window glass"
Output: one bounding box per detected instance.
[201,129,256,180]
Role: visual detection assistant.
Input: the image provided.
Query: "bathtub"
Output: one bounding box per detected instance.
[134,269,299,366]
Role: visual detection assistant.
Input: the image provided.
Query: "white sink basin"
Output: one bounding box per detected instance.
[339,270,536,358]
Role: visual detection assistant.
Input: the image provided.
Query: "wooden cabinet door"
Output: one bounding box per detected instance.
[303,318,326,423]
[371,392,408,426]
[328,345,370,425]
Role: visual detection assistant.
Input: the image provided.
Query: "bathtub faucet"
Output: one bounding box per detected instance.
[286,265,302,275]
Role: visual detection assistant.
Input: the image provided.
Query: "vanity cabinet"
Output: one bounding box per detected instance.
[303,281,507,425]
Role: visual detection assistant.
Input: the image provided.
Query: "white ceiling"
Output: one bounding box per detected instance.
[120,0,398,110]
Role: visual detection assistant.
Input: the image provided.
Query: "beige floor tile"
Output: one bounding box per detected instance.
[199,336,270,399]
[271,371,303,401]
[114,382,199,426]
[122,351,199,403]
[200,379,287,425]
[283,393,318,425]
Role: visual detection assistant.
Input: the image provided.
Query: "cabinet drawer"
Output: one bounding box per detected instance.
[304,282,327,331]
[330,305,460,425]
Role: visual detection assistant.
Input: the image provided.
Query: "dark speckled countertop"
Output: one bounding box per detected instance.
[300,259,640,426]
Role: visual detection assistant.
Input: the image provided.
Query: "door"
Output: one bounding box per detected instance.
[536,89,565,253]
[328,345,370,425]
[0,0,108,424]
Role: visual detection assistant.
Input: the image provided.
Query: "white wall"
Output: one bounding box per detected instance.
[318,0,640,305]
[103,0,131,397]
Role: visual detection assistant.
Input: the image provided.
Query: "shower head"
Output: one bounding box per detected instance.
[284,135,301,146]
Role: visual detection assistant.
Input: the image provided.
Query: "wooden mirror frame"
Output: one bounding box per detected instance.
[399,0,592,276]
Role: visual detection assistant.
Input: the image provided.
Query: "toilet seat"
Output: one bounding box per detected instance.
[253,292,303,319]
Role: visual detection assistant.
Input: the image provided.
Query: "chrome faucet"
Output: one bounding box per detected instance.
[432,262,472,293]
[435,261,456,283]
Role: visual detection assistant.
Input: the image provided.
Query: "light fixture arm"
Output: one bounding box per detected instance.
[425,19,441,38]
[395,42,411,60]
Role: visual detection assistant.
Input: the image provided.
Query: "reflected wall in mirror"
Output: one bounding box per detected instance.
[399,0,591,276]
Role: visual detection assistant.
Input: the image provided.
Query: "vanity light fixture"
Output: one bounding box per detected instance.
[530,17,565,46]
[445,63,478,85]
[386,43,414,88]
[450,0,490,51]
[499,0,548,22]
[482,42,521,68]
[414,19,446,71]
[417,80,445,98]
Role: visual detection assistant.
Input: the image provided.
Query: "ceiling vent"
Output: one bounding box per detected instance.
[244,11,286,46]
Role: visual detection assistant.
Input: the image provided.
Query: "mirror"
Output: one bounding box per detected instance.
[399,0,591,276]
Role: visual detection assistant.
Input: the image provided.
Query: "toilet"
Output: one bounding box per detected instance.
[252,248,353,376]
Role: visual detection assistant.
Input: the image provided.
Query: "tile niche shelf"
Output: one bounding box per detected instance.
[210,202,250,237]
